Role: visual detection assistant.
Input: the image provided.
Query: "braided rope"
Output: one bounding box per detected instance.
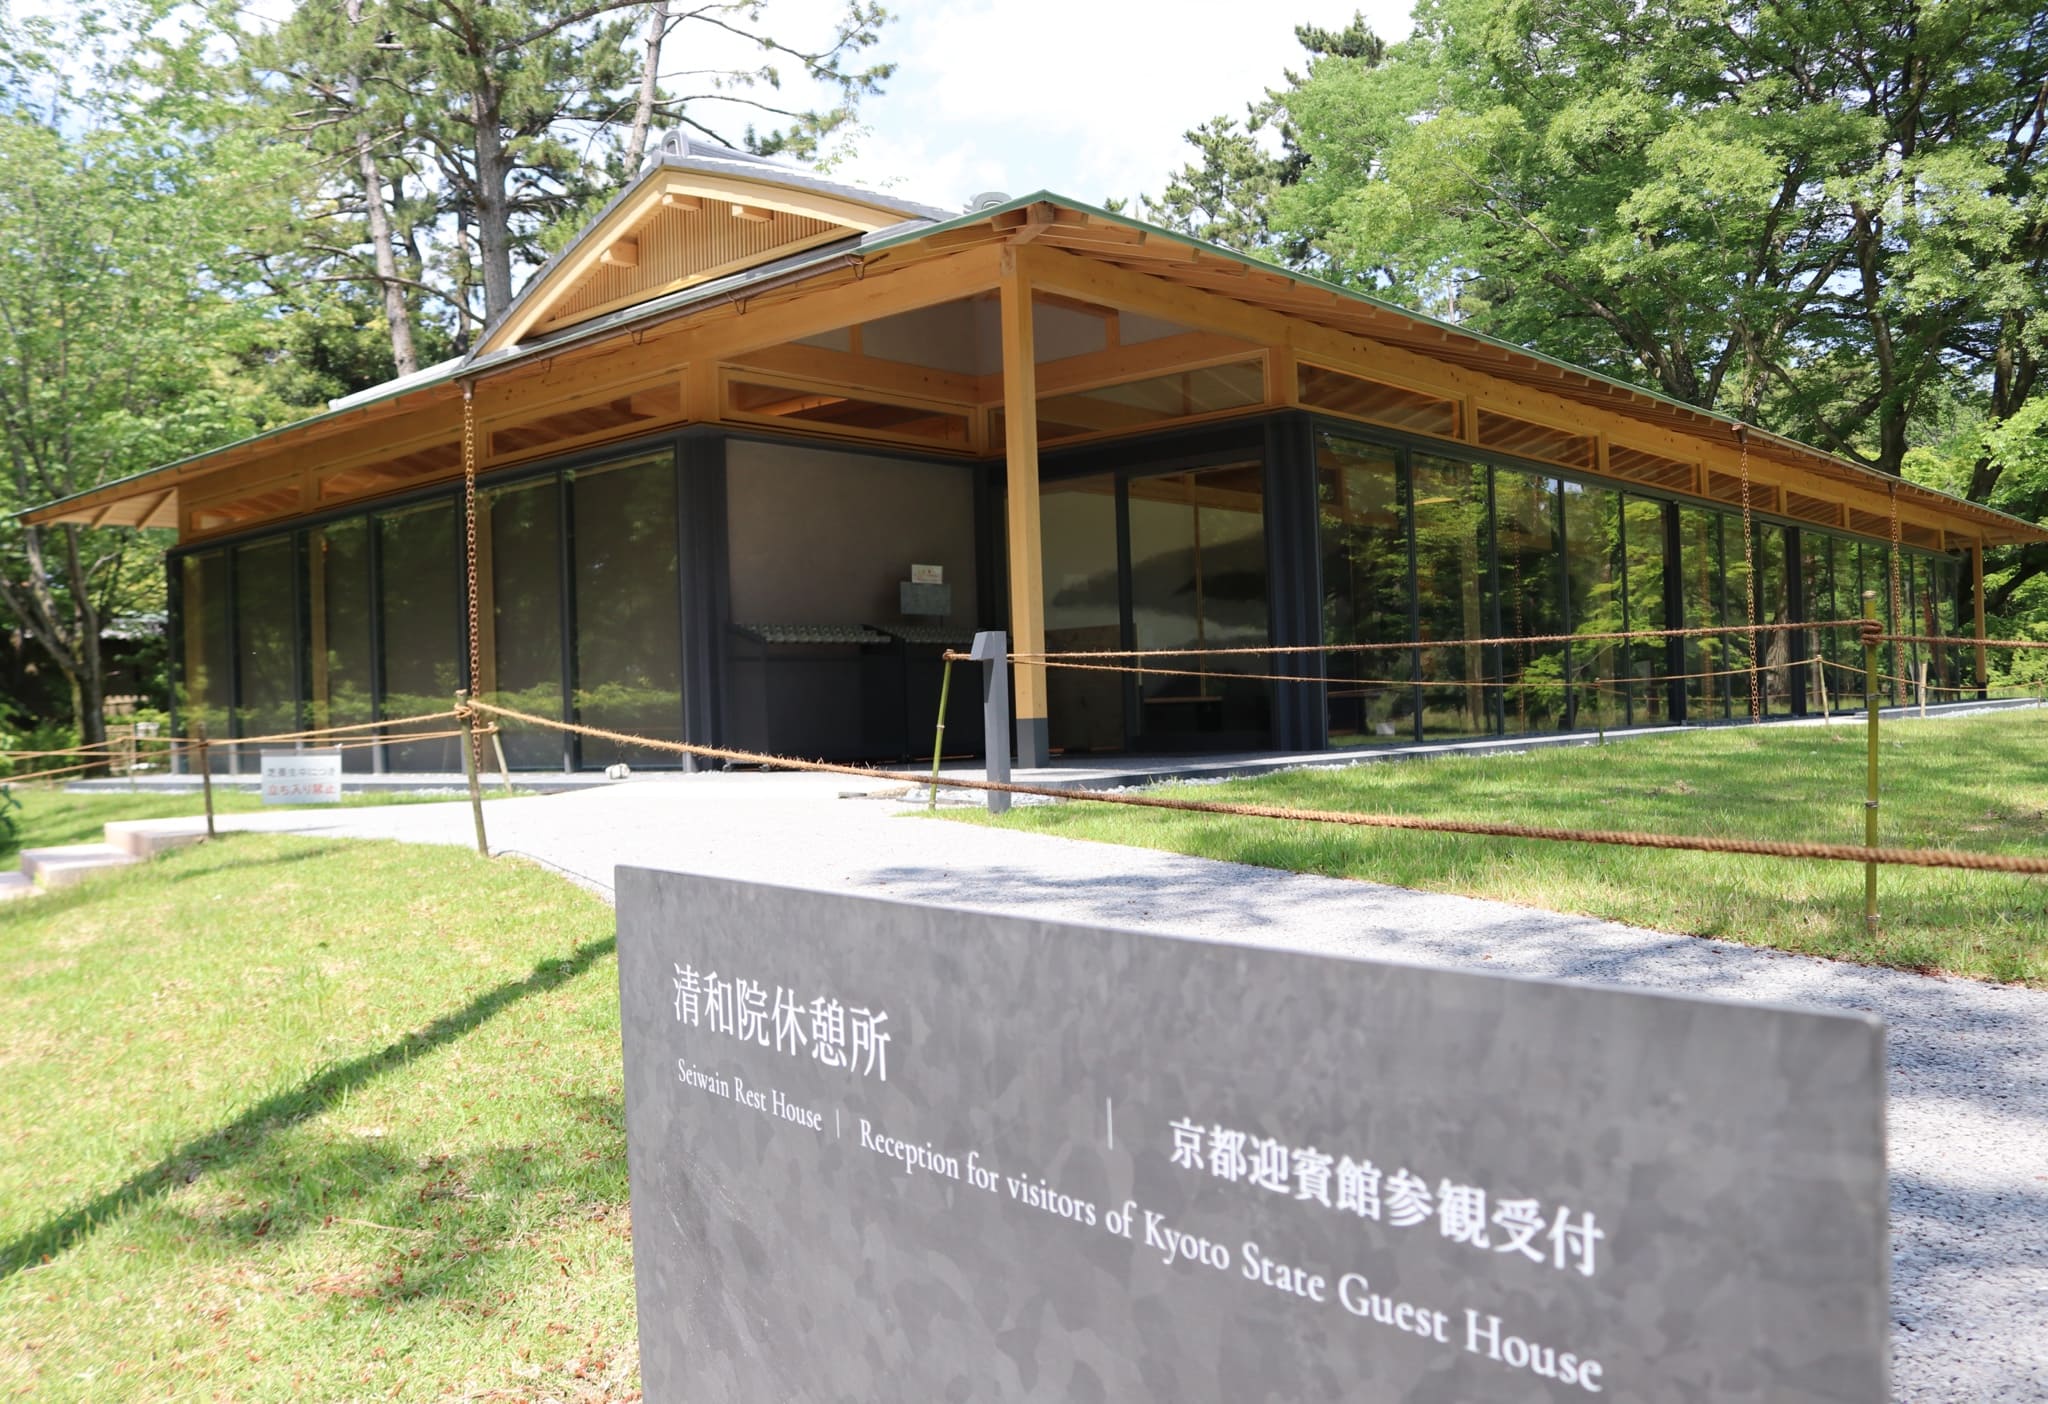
[464,699,2048,878]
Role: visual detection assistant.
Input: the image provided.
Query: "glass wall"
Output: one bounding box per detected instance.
[1041,474,1124,753]
[1126,463,1269,744]
[378,500,461,770]
[572,451,682,768]
[482,477,567,768]
[179,550,234,770]
[1620,496,1667,724]
[1317,436,1411,744]
[234,538,299,744]
[1562,483,1624,731]
[309,519,377,772]
[1411,454,1491,738]
[1494,467,1566,734]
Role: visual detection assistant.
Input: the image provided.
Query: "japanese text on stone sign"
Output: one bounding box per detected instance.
[672,963,891,1080]
[1168,1119,1603,1277]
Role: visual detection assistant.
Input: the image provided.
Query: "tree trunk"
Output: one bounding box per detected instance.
[472,87,515,320]
[356,129,419,377]
[626,1,670,170]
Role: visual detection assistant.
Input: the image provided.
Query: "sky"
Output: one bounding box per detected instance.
[798,0,1416,212]
[22,0,1416,211]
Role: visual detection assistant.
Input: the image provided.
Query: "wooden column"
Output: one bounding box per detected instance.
[1973,538,1988,697]
[999,248,1050,768]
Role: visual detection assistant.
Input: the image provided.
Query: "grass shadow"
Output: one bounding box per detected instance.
[0,930,618,1277]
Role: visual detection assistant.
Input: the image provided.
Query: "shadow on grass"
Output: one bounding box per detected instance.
[0,930,618,1278]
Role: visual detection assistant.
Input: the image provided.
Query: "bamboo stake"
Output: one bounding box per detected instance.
[928,655,955,816]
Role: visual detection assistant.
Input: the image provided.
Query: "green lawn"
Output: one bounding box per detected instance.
[957,709,2048,984]
[0,787,523,863]
[0,836,636,1401]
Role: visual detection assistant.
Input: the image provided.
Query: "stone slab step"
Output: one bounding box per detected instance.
[102,819,211,859]
[19,843,142,890]
[0,870,40,902]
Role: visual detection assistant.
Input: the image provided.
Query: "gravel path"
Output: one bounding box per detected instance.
[203,775,2047,1401]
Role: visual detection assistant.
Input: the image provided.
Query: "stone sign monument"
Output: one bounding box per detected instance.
[615,870,1887,1403]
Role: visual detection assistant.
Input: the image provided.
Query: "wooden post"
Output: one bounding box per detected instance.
[457,692,489,858]
[999,248,1050,768]
[1861,592,1880,936]
[490,728,514,797]
[195,723,216,840]
[1972,539,1988,700]
[1815,652,1832,724]
[1917,659,1929,718]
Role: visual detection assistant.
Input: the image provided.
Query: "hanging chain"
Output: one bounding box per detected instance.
[1737,426,1760,723]
[462,382,484,766]
[1887,481,1904,708]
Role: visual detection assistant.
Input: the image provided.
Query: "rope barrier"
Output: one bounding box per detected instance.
[983,616,1857,663]
[462,698,2048,879]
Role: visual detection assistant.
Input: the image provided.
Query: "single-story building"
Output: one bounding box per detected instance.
[25,133,2048,772]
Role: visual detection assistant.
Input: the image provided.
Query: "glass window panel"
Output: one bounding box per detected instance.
[1493,468,1566,733]
[482,477,566,769]
[1621,496,1668,724]
[1562,483,1624,730]
[234,537,298,745]
[573,451,681,767]
[377,499,462,771]
[1412,454,1492,738]
[1752,523,1794,716]
[309,518,376,772]
[1126,463,1269,744]
[1041,474,1124,754]
[1679,508,1730,719]
[1317,435,1412,745]
[179,550,233,771]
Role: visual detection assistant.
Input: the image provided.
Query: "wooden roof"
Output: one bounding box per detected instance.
[22,180,2047,552]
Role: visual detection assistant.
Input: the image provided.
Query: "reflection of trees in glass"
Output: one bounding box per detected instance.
[378,500,461,771]
[235,537,299,743]
[484,479,566,769]
[311,519,376,772]
[1318,435,1409,744]
[573,454,681,767]
[178,550,233,771]
[1495,468,1565,733]
[1412,455,1489,738]
[1622,497,1666,723]
[1563,484,1623,730]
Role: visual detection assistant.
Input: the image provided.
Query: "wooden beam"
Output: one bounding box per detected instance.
[730,342,984,406]
[601,237,639,268]
[1011,330,1257,401]
[999,246,1049,766]
[730,203,774,223]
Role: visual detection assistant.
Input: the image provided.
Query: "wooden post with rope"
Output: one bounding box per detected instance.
[457,691,489,858]
[1862,591,1881,935]
[457,382,492,857]
[195,722,216,840]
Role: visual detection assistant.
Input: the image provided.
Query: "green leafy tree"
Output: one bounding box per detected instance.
[223,0,894,356]
[0,98,300,745]
[1135,15,1386,260]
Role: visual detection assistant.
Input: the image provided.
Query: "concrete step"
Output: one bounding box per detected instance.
[102,819,210,859]
[19,843,142,890]
[0,870,40,902]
